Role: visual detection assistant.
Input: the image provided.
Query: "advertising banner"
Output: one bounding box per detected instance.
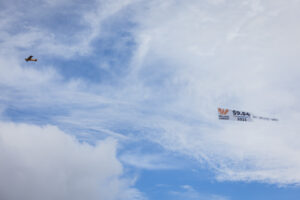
[218,108,252,121]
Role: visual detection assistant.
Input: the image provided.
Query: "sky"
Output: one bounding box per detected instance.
[0,0,300,199]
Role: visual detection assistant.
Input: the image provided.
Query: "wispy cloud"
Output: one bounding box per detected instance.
[169,185,229,200]
[0,0,137,58]
[127,0,300,185]
[120,152,180,170]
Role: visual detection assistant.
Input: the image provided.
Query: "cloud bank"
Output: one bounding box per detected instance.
[0,122,144,200]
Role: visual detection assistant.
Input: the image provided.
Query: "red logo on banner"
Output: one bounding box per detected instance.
[218,108,229,115]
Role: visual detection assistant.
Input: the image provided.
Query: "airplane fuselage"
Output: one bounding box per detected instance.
[25,58,37,62]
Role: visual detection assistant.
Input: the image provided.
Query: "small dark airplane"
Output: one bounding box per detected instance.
[25,55,37,62]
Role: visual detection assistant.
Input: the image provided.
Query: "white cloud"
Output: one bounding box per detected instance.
[169,185,228,200]
[0,122,145,200]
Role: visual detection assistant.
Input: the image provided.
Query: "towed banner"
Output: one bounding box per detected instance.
[218,108,252,121]
[218,108,278,122]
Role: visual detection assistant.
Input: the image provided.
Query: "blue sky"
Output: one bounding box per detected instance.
[1,0,300,200]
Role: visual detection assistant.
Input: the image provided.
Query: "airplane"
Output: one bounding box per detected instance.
[25,55,38,62]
